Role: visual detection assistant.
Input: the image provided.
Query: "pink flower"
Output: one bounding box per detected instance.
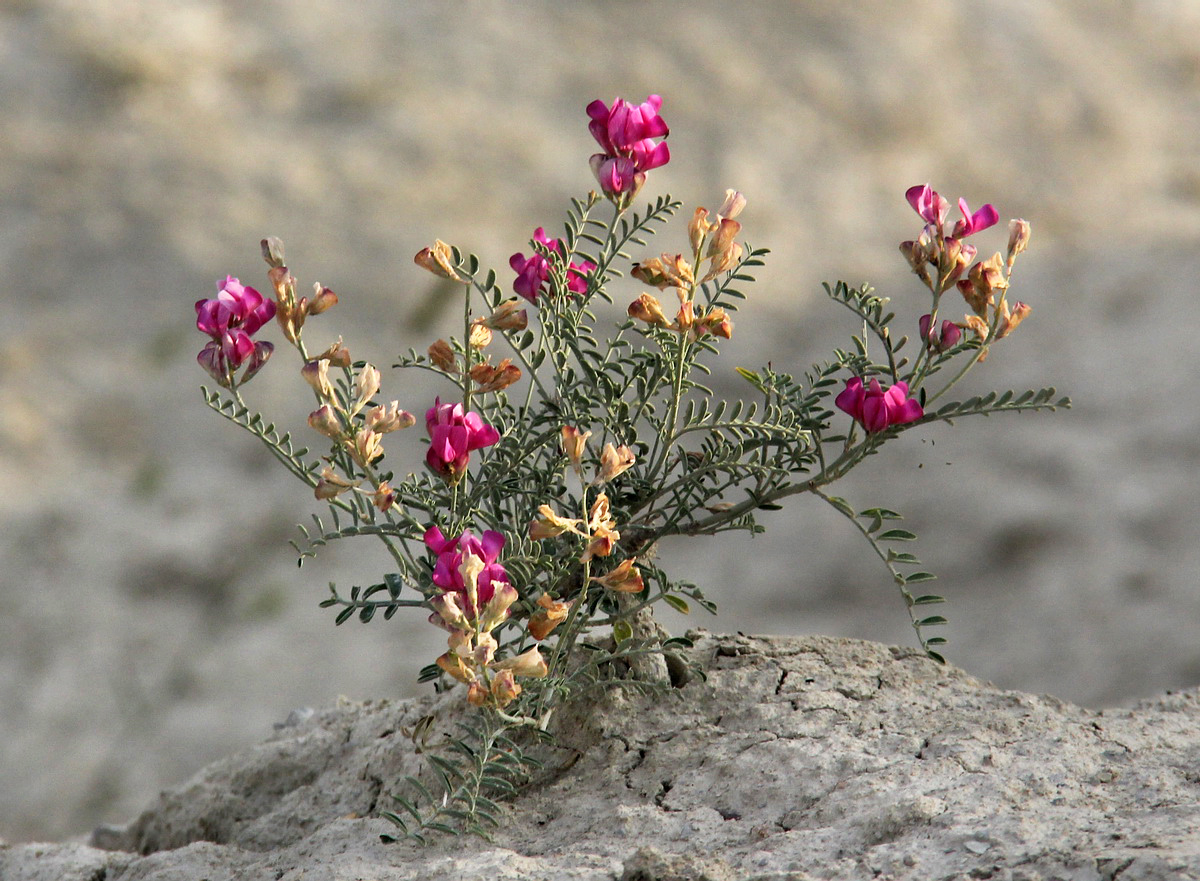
[835,377,924,433]
[905,184,949,227]
[194,276,276,386]
[905,185,998,240]
[424,398,501,480]
[918,314,962,352]
[508,228,596,303]
[424,526,509,608]
[586,95,670,198]
[951,198,1000,239]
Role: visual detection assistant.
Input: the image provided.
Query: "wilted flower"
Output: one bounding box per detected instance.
[995,300,1032,340]
[372,480,396,513]
[366,401,415,433]
[470,358,521,393]
[307,283,339,316]
[628,292,671,327]
[424,398,501,480]
[195,276,276,386]
[428,339,456,372]
[301,359,333,399]
[587,94,670,201]
[483,299,529,332]
[595,442,635,484]
[489,669,522,708]
[561,426,592,469]
[315,337,352,368]
[509,228,595,303]
[527,594,572,641]
[414,240,467,283]
[350,364,381,417]
[314,466,360,500]
[835,377,924,433]
[468,322,493,350]
[956,252,1009,317]
[350,428,384,468]
[590,557,644,593]
[529,504,582,541]
[491,646,549,678]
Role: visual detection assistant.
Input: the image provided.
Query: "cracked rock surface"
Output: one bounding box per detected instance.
[4,632,1199,880]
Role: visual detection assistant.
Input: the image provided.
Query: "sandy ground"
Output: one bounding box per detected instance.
[3,0,1200,844]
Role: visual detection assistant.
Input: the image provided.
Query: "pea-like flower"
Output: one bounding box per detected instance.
[194,276,276,386]
[424,526,510,613]
[586,95,670,200]
[509,228,595,303]
[424,398,500,481]
[835,377,924,433]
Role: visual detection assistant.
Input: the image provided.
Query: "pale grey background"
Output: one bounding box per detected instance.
[3,0,1199,843]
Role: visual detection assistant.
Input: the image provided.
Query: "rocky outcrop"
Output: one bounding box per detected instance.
[4,632,1199,880]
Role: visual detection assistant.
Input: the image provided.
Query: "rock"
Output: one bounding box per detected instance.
[3,632,1199,880]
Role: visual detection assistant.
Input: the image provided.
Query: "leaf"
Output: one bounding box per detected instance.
[334,607,355,626]
[877,529,918,541]
[904,572,938,584]
[662,595,690,615]
[911,593,944,604]
[613,619,634,643]
[917,615,948,627]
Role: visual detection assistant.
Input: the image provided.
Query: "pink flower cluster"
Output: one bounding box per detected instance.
[586,95,670,198]
[905,184,998,270]
[195,276,275,386]
[509,228,596,303]
[424,526,510,611]
[425,398,501,480]
[835,378,923,433]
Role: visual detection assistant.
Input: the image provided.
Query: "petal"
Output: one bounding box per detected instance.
[480,530,505,562]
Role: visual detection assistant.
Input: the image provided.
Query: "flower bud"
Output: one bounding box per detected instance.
[301,359,333,399]
[414,240,466,283]
[428,339,457,372]
[717,189,747,220]
[308,404,343,439]
[1007,219,1031,267]
[261,237,286,268]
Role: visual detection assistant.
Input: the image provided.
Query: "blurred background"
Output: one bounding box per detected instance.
[4,0,1200,844]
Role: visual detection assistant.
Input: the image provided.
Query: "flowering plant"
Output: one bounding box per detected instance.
[198,94,1066,839]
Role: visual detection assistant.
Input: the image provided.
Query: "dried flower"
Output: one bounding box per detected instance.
[314,466,360,500]
[470,358,521,393]
[307,404,343,439]
[628,292,671,327]
[561,426,592,469]
[491,646,549,678]
[428,339,456,372]
[414,240,467,283]
[301,359,333,399]
[350,428,384,468]
[315,337,352,368]
[307,283,338,315]
[484,299,529,332]
[527,595,572,641]
[591,557,645,593]
[595,442,636,484]
[1007,219,1031,267]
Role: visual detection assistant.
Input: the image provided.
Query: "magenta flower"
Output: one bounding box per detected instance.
[425,398,501,480]
[586,94,670,198]
[905,184,949,227]
[835,377,924,433]
[919,314,962,352]
[194,276,276,386]
[905,185,998,240]
[951,198,1000,239]
[509,228,596,303]
[424,526,510,608]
